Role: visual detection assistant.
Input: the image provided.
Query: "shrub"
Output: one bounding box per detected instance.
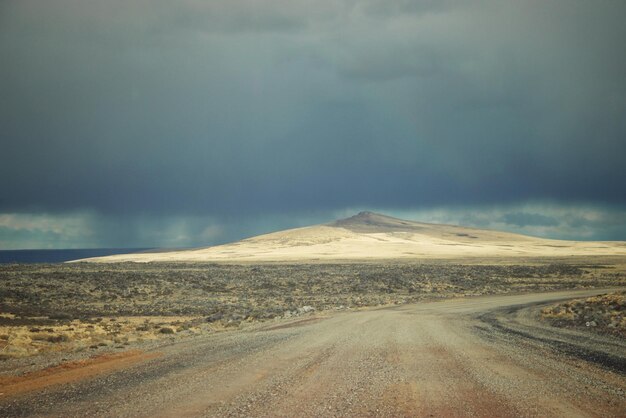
[49,313,73,320]
[206,313,223,322]
[47,334,69,343]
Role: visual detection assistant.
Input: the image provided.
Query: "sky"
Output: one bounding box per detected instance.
[1,0,625,249]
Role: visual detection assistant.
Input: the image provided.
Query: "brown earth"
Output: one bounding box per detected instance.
[0,350,161,397]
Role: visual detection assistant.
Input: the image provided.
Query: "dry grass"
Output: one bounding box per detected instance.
[0,316,204,360]
[541,291,626,337]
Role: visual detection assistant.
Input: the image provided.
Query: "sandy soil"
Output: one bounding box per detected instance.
[1,289,624,417]
[77,212,626,263]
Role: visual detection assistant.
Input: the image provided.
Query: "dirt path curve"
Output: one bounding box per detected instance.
[1,288,625,417]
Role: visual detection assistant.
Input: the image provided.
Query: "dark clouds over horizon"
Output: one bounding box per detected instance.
[1,1,625,248]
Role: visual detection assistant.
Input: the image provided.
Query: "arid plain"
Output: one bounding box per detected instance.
[1,213,625,417]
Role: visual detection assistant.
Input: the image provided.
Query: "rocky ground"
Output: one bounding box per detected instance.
[541,290,626,337]
[0,260,624,360]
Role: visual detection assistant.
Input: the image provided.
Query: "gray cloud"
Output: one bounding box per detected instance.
[386,203,626,241]
[3,202,625,249]
[1,0,625,247]
[500,213,559,228]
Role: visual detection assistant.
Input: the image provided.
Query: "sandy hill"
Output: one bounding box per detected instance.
[75,211,626,263]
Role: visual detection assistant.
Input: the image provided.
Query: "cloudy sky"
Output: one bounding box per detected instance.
[1,0,625,249]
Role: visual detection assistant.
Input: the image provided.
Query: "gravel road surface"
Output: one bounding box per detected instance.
[1,289,624,417]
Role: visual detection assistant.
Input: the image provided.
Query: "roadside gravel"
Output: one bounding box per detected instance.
[0,288,624,417]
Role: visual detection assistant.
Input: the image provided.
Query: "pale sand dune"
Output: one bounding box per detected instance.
[75,212,626,263]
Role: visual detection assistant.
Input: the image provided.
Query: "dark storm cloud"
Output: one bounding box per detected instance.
[1,0,625,246]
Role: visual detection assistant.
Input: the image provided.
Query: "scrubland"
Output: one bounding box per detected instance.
[1,260,624,359]
[541,290,626,337]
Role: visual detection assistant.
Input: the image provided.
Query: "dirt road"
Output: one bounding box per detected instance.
[1,289,625,417]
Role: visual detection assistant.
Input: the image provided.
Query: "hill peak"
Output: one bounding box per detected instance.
[331,211,423,233]
[348,211,388,221]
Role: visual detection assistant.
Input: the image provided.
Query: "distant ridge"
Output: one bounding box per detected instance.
[73,212,626,263]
